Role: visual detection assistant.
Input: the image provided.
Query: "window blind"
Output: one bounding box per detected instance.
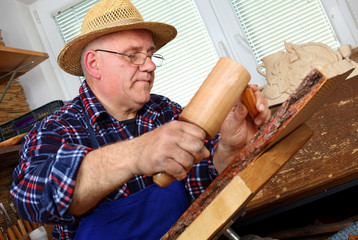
[54,0,100,44]
[54,0,218,107]
[231,0,340,64]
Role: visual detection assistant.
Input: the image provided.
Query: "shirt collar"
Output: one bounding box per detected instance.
[79,80,163,125]
[79,80,109,125]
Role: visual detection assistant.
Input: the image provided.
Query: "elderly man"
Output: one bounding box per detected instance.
[11,0,271,239]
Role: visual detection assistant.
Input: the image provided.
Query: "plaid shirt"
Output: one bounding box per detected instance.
[11,80,219,240]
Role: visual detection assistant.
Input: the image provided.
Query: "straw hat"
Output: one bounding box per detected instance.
[57,0,177,76]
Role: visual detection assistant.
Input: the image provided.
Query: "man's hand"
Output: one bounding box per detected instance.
[213,85,271,173]
[130,121,210,180]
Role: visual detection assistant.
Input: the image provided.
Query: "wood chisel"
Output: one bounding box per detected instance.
[0,206,16,240]
[0,203,22,240]
[8,197,27,236]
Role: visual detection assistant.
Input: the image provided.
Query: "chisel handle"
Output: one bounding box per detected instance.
[153,173,175,188]
[17,219,27,236]
[23,219,33,233]
[6,227,16,240]
[0,232,5,240]
[241,86,258,121]
[11,225,22,239]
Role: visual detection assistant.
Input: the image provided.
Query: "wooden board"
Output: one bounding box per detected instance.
[237,76,358,218]
[162,60,353,239]
[0,45,48,84]
[176,124,313,239]
[0,145,21,168]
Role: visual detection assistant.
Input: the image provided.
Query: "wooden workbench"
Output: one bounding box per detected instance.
[236,76,358,223]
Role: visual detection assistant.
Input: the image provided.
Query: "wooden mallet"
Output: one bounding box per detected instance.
[153,57,256,187]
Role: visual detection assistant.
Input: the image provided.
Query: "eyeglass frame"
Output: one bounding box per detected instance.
[94,49,165,67]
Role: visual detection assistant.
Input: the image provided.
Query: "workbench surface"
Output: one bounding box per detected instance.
[242,77,358,219]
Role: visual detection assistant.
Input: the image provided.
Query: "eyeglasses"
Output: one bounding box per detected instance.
[95,49,165,67]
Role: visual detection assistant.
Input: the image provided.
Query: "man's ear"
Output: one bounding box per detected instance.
[83,50,101,79]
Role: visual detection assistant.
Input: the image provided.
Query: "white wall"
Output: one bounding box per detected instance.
[0,0,78,110]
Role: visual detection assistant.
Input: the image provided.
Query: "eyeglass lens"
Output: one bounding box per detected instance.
[151,55,164,67]
[131,53,163,67]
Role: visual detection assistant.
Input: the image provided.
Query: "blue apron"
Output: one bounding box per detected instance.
[74,114,190,239]
[74,180,189,239]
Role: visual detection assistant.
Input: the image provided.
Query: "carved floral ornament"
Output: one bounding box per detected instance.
[259,42,358,107]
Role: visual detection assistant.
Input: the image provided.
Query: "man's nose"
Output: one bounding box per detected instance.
[140,56,157,71]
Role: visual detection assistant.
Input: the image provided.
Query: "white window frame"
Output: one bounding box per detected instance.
[321,0,358,45]
[29,0,84,101]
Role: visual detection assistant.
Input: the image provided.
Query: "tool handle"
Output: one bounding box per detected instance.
[153,173,175,188]
[241,86,258,120]
[23,220,32,233]
[0,232,5,240]
[11,225,22,239]
[6,228,16,240]
[17,219,27,236]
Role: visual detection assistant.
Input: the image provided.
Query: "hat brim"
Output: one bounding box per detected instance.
[57,21,177,76]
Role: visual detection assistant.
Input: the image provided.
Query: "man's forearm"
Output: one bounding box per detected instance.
[68,143,135,216]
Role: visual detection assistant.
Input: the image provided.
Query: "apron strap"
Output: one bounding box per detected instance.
[83,112,100,149]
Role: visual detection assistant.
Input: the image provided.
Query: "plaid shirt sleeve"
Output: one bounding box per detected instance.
[10,113,90,226]
[184,134,220,200]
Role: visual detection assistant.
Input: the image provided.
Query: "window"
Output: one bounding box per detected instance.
[231,0,340,64]
[54,0,218,107]
[194,0,344,87]
[43,0,356,104]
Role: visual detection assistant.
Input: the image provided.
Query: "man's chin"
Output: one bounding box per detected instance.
[135,93,151,105]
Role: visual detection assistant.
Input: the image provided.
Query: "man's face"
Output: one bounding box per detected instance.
[90,29,157,116]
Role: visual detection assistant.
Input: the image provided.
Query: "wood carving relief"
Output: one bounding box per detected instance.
[259,42,357,106]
